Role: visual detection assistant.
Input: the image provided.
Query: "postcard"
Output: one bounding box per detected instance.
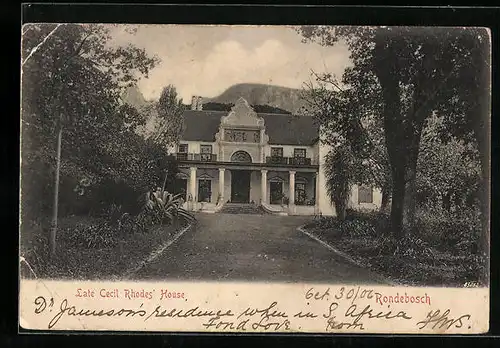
[19,24,491,334]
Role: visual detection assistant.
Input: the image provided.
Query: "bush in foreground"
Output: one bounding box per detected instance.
[307,208,486,286]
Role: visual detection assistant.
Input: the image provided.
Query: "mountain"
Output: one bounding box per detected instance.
[203,83,306,114]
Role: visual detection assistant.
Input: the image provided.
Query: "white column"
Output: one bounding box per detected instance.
[261,170,268,204]
[219,168,225,203]
[315,172,320,213]
[189,167,197,208]
[289,171,296,205]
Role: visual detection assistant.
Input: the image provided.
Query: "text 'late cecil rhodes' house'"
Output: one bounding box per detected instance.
[169,96,382,216]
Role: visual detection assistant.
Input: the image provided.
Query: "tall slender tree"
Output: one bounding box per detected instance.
[21,24,159,256]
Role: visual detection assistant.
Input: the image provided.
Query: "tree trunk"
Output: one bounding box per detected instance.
[442,192,452,212]
[390,165,406,240]
[336,198,347,220]
[380,183,391,213]
[373,29,407,239]
[403,173,416,228]
[453,193,462,212]
[402,104,426,232]
[161,170,169,193]
[50,125,63,257]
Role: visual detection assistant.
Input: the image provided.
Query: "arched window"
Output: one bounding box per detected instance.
[230,150,252,163]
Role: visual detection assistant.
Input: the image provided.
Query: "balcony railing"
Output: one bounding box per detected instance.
[266,156,288,165]
[266,156,312,166]
[175,153,314,166]
[176,153,217,162]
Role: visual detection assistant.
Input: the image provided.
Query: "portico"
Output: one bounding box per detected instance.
[178,161,319,215]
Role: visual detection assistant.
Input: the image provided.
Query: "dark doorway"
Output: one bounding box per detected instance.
[231,170,251,203]
[270,181,283,204]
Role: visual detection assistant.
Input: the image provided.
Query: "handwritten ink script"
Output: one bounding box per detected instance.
[24,284,482,333]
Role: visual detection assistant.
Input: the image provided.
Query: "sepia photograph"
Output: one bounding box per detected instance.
[18,23,493,334]
[19,24,490,288]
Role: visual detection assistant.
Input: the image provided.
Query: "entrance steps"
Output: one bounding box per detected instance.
[219,203,268,215]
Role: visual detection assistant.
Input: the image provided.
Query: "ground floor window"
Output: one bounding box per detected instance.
[198,179,212,202]
[270,181,283,204]
[295,182,307,205]
[358,186,373,203]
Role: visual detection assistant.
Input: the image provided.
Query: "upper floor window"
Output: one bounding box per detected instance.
[200,145,212,154]
[179,144,188,153]
[358,186,373,204]
[294,148,306,158]
[200,145,213,161]
[224,129,260,143]
[271,147,283,157]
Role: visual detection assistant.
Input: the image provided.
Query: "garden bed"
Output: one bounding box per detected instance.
[20,216,190,280]
[303,211,486,287]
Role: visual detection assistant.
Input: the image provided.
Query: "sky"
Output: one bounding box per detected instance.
[109,25,351,102]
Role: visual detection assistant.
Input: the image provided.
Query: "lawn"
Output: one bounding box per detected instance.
[20,216,191,280]
[303,209,487,287]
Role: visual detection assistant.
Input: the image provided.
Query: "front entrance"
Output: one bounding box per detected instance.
[231,170,251,203]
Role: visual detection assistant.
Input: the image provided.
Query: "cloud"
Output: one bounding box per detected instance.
[119,25,351,102]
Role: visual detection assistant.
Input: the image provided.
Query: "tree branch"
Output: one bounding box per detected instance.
[22,24,63,67]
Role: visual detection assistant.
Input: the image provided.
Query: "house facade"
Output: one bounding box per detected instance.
[171,96,382,216]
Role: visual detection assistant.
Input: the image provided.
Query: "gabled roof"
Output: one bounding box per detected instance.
[181,110,319,146]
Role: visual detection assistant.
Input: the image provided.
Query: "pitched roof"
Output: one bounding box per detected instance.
[181,110,319,146]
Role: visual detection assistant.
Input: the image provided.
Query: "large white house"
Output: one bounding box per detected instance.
[171,96,382,215]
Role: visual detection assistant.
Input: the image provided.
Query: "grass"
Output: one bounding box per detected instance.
[304,209,487,287]
[20,215,190,280]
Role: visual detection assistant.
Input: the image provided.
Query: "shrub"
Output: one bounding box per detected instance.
[19,221,51,278]
[140,190,195,226]
[393,235,434,259]
[414,207,482,255]
[313,211,382,239]
[58,219,118,249]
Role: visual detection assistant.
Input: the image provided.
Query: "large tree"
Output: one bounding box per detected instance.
[150,85,185,147]
[416,113,482,212]
[298,26,490,243]
[301,72,391,214]
[21,24,159,255]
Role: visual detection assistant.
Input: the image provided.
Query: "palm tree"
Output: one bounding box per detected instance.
[324,146,352,220]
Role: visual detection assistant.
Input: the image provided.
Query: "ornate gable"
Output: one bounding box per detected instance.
[220,97,265,128]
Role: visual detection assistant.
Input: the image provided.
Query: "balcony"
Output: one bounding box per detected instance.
[175,153,315,167]
[176,153,217,162]
[266,156,288,165]
[266,156,312,166]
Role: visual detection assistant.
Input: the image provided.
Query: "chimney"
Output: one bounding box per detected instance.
[197,96,203,111]
[191,96,203,111]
